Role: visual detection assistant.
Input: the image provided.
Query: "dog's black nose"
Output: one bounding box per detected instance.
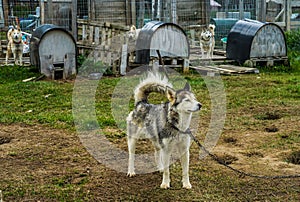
[198,103,202,109]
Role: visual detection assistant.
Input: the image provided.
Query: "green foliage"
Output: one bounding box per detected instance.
[77,55,113,76]
[285,29,300,71]
[286,29,300,51]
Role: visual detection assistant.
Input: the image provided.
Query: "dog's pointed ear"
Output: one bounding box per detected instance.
[183,82,191,91]
[131,25,136,31]
[166,86,176,104]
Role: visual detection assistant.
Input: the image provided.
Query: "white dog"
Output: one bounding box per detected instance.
[127,25,141,62]
[127,71,202,189]
[6,26,24,65]
[200,24,215,59]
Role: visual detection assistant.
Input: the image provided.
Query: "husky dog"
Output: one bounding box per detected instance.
[127,25,141,62]
[200,24,215,59]
[128,25,141,41]
[127,71,202,189]
[6,26,24,65]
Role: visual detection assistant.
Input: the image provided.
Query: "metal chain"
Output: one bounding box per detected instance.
[189,132,300,179]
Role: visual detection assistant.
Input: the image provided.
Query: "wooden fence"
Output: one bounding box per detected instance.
[77,19,130,74]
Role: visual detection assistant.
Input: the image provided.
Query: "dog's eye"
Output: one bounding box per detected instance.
[184,98,191,102]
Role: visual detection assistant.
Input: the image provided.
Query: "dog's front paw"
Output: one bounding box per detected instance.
[160,182,170,189]
[127,171,136,177]
[183,182,192,189]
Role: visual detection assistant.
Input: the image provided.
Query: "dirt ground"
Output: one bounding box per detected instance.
[0,121,299,201]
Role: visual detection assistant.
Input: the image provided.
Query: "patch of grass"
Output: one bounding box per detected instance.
[258,131,300,150]
[254,112,281,120]
[0,66,40,83]
[286,150,300,165]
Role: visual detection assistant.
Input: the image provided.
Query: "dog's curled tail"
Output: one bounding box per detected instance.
[134,71,173,105]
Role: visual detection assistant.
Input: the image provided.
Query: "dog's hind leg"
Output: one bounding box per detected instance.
[153,144,163,172]
[127,135,137,177]
[5,46,10,65]
[127,121,140,177]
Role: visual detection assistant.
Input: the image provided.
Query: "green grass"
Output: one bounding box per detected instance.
[0,70,74,129]
[0,66,299,133]
[0,65,299,201]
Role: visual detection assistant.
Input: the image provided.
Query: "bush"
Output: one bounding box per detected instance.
[285,29,300,71]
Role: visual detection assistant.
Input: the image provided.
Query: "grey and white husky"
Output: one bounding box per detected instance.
[126,71,202,189]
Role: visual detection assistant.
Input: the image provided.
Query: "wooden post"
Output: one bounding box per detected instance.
[91,0,95,20]
[239,0,244,20]
[131,0,136,26]
[257,0,265,22]
[120,44,128,75]
[171,0,177,24]
[157,0,161,21]
[125,0,131,25]
[40,0,45,25]
[285,0,291,31]
[205,0,210,25]
[72,0,77,41]
[256,0,260,21]
[48,0,53,24]
[183,59,189,73]
[3,0,9,26]
[138,0,145,28]
[88,0,95,20]
[261,0,266,22]
[152,0,156,20]
[224,0,229,18]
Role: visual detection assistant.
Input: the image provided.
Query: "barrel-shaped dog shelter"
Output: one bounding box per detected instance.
[226,19,287,64]
[135,21,189,71]
[30,24,77,79]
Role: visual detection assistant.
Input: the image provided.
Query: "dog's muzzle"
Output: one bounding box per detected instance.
[188,103,202,112]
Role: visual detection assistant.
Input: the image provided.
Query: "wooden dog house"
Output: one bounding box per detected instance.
[30,24,77,79]
[226,19,287,65]
[135,21,190,72]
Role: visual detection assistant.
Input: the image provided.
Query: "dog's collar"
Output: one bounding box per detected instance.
[13,40,22,44]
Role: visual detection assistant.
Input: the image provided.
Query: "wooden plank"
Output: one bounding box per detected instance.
[218,64,259,74]
[205,65,238,73]
[82,24,87,41]
[183,59,189,73]
[94,26,100,45]
[120,44,128,75]
[89,25,94,44]
[190,66,219,77]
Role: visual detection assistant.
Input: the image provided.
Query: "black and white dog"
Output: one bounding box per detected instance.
[200,24,216,59]
[126,71,201,189]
